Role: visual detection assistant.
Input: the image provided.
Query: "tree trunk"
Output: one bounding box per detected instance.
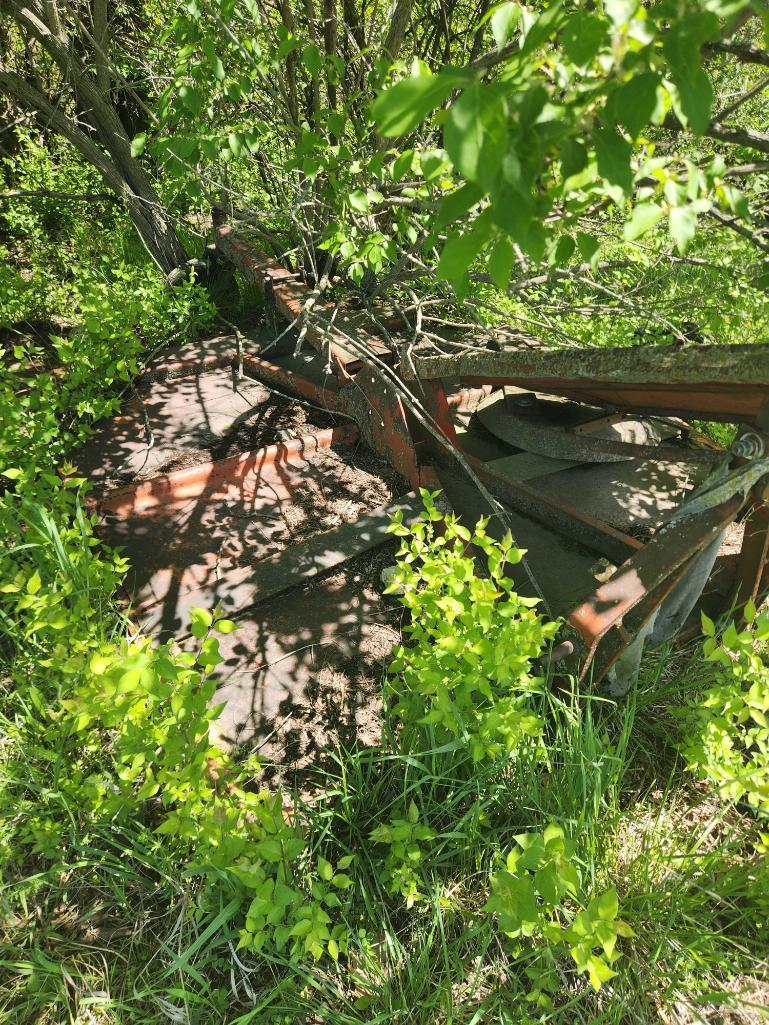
[1,0,189,274]
[0,69,188,274]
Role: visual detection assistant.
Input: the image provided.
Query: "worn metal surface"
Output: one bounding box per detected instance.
[139,492,420,636]
[435,468,602,617]
[216,224,393,373]
[336,374,420,488]
[476,400,721,466]
[569,493,746,649]
[532,458,711,533]
[468,455,643,564]
[211,224,769,689]
[734,503,769,609]
[403,345,769,424]
[96,425,358,516]
[240,352,339,408]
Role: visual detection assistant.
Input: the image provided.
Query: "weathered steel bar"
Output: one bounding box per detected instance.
[216,224,393,373]
[240,353,338,407]
[95,424,359,516]
[139,492,422,636]
[468,455,643,564]
[418,379,458,444]
[476,403,723,466]
[569,492,746,648]
[404,345,769,423]
[734,501,769,610]
[582,558,696,684]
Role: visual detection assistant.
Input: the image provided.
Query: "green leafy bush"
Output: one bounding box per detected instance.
[385,490,557,761]
[0,503,353,964]
[681,604,769,817]
[485,824,634,1002]
[369,800,436,907]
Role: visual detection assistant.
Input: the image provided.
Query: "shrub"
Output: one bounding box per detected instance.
[680,604,769,818]
[485,824,634,1004]
[385,490,558,761]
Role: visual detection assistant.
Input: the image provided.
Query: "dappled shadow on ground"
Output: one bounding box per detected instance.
[75,344,407,776]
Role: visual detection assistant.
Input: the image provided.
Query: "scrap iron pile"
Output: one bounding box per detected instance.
[215,223,769,692]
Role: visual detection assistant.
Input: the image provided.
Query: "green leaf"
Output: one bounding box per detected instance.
[669,205,697,254]
[348,189,370,212]
[560,138,588,181]
[318,856,333,881]
[435,183,483,230]
[561,10,608,65]
[303,43,323,77]
[586,954,617,991]
[437,224,490,281]
[131,133,147,157]
[594,887,619,921]
[392,149,415,182]
[663,12,719,135]
[576,231,600,264]
[487,235,515,290]
[608,73,660,138]
[254,839,284,863]
[228,133,243,159]
[26,570,42,595]
[444,82,507,187]
[553,234,575,265]
[189,606,213,640]
[594,126,633,194]
[178,84,203,115]
[491,2,521,49]
[372,70,467,137]
[624,202,664,241]
[604,0,638,28]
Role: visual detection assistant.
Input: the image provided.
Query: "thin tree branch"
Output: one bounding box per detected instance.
[703,40,769,69]
[0,188,117,201]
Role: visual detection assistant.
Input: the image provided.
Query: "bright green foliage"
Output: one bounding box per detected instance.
[681,604,769,817]
[372,0,761,291]
[369,800,436,907]
[385,489,558,761]
[238,852,354,960]
[486,824,635,1000]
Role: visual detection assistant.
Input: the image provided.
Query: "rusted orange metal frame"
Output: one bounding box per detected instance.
[215,225,769,682]
[91,423,360,517]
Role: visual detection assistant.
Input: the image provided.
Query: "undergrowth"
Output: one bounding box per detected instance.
[1,138,768,1025]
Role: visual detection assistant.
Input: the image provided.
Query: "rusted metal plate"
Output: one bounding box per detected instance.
[240,352,339,407]
[468,455,643,564]
[532,458,712,533]
[76,363,314,487]
[95,425,358,516]
[582,558,695,684]
[568,492,746,648]
[486,452,583,480]
[216,225,393,372]
[139,492,420,636]
[476,399,720,466]
[435,468,601,617]
[733,502,769,610]
[337,374,420,488]
[205,570,398,756]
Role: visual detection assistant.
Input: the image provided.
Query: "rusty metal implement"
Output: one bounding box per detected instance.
[210,223,769,688]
